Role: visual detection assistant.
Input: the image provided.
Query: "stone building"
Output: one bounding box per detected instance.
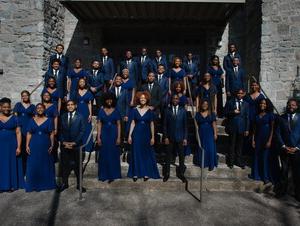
[0,0,300,111]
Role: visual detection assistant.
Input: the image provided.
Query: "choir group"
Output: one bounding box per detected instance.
[0,43,299,202]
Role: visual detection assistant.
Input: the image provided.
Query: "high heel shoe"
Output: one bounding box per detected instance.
[143,177,149,182]
[133,177,138,182]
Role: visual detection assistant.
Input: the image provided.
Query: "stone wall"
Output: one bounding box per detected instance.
[260,0,300,112]
[0,0,44,102]
[0,0,65,103]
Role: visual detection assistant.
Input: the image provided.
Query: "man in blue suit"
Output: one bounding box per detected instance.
[58,100,86,192]
[223,43,242,75]
[86,59,105,112]
[225,57,246,98]
[44,58,67,99]
[100,47,115,86]
[119,50,139,88]
[152,49,168,73]
[163,94,188,182]
[275,98,300,201]
[48,44,69,72]
[156,64,169,111]
[134,47,153,85]
[224,88,249,169]
[183,52,200,88]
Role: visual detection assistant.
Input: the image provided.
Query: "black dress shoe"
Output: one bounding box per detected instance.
[163,175,169,182]
[108,179,114,184]
[57,184,69,192]
[240,165,245,170]
[178,174,187,183]
[76,185,86,193]
[143,177,149,182]
[133,177,138,182]
[228,165,234,169]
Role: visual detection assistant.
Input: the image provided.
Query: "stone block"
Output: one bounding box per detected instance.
[277,24,290,35]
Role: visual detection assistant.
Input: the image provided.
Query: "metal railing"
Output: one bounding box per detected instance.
[79,124,96,200]
[186,79,205,202]
[30,80,44,95]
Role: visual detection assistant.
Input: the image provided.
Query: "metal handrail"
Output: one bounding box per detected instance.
[79,124,96,200]
[30,80,44,95]
[249,75,280,115]
[186,79,205,202]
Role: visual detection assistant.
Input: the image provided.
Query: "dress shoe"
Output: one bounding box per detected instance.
[178,174,187,183]
[108,179,114,184]
[57,184,69,192]
[228,165,234,169]
[133,177,138,182]
[163,175,169,182]
[143,177,149,182]
[76,185,86,193]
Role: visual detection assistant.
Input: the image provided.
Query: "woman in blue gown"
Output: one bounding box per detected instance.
[193,99,218,171]
[41,76,62,113]
[76,78,94,152]
[67,58,87,100]
[42,91,58,133]
[0,98,24,191]
[171,81,188,108]
[25,103,56,192]
[195,72,218,114]
[127,91,160,181]
[97,92,122,182]
[13,90,35,174]
[207,55,225,117]
[168,57,187,95]
[250,98,275,184]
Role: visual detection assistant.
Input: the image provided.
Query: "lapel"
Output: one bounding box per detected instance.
[291,113,299,130]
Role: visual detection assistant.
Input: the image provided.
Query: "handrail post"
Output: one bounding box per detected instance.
[186,78,204,202]
[79,146,83,201]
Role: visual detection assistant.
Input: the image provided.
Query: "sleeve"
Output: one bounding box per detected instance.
[67,69,72,79]
[115,110,122,121]
[212,112,217,122]
[30,104,36,115]
[195,112,200,123]
[13,102,20,114]
[26,119,33,133]
[48,119,54,133]
[52,106,59,117]
[183,110,188,140]
[88,91,94,101]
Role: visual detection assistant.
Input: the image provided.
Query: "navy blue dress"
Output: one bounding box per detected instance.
[194,112,218,170]
[168,68,186,83]
[68,69,87,100]
[97,109,122,181]
[25,118,56,191]
[44,104,58,119]
[244,93,265,125]
[207,66,224,93]
[127,109,160,179]
[41,87,61,108]
[250,113,274,182]
[76,90,94,152]
[0,116,24,191]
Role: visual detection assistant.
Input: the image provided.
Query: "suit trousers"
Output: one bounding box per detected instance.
[228,132,244,166]
[163,141,186,177]
[60,147,85,186]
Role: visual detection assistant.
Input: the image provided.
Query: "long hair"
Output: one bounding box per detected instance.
[257,98,274,113]
[198,98,212,115]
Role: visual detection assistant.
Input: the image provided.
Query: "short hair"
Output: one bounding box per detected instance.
[235,88,245,95]
[147,72,155,77]
[66,99,77,105]
[172,81,184,92]
[135,91,151,105]
[51,58,61,65]
[56,44,64,49]
[257,98,274,113]
[41,91,52,103]
[157,64,165,68]
[287,98,299,106]
[102,92,117,108]
[0,97,11,105]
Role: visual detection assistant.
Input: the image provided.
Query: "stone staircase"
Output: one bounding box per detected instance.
[63,111,263,192]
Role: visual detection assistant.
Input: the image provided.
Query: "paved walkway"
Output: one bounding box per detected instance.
[0,188,299,226]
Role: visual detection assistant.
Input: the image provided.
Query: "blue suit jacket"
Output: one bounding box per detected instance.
[109,86,130,118]
[163,106,188,142]
[156,73,169,99]
[101,57,115,82]
[224,98,249,134]
[48,54,69,72]
[152,55,168,73]
[86,69,105,97]
[134,55,153,82]
[44,68,67,97]
[223,52,242,73]
[225,67,246,94]
[120,60,139,87]
[60,111,86,147]
[183,60,199,84]
[276,113,300,149]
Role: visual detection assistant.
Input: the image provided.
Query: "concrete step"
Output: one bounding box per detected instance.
[67,177,262,192]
